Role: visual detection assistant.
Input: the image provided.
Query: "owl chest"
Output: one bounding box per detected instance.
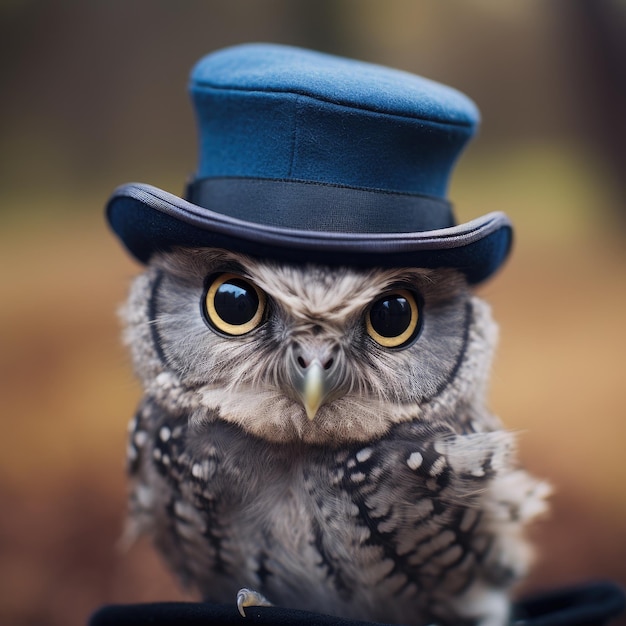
[132,404,494,619]
[160,437,370,585]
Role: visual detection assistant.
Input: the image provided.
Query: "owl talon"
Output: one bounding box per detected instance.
[236,587,273,617]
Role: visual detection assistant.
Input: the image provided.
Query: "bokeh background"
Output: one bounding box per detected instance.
[1,1,625,625]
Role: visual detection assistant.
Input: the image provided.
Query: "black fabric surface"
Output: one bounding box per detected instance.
[89,581,625,626]
[185,177,455,233]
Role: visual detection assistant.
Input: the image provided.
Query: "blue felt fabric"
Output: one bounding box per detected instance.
[190,44,478,198]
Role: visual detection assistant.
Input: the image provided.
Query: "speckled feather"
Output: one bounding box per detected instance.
[121,247,549,626]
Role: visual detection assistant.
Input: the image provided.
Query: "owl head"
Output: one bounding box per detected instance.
[121,247,499,445]
[109,45,511,444]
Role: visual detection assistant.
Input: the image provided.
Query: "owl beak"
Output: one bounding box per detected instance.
[300,360,325,421]
[290,351,339,421]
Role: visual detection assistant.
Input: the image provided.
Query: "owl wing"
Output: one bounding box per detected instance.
[318,421,549,624]
[125,396,231,590]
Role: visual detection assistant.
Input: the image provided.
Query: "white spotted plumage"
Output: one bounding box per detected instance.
[120,246,549,626]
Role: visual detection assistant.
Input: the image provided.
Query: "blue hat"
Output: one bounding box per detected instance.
[106,43,512,283]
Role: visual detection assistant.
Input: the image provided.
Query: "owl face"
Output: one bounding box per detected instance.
[124,247,490,445]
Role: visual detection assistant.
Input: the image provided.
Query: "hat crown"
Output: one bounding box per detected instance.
[188,43,479,200]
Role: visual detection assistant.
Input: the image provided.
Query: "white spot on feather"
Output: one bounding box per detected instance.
[192,463,204,479]
[133,431,148,447]
[407,452,423,470]
[350,471,366,483]
[356,447,373,463]
[429,456,447,476]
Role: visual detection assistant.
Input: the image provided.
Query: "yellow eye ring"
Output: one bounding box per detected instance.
[204,273,266,336]
[366,289,420,348]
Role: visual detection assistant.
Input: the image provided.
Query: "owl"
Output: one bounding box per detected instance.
[119,246,548,626]
[107,44,550,626]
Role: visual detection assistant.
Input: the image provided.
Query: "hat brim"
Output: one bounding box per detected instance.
[106,182,512,284]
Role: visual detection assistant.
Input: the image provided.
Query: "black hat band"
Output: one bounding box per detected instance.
[186,177,455,234]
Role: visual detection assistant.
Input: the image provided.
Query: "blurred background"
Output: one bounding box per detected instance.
[1,1,625,625]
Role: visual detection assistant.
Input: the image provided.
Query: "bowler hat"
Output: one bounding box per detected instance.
[106,43,512,284]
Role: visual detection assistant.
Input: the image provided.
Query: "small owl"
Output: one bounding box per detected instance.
[107,44,549,626]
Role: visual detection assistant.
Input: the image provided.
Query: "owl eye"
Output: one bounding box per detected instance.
[203,273,266,336]
[366,289,421,348]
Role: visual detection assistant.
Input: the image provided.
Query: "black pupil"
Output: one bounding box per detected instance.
[370,295,411,337]
[214,279,259,325]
